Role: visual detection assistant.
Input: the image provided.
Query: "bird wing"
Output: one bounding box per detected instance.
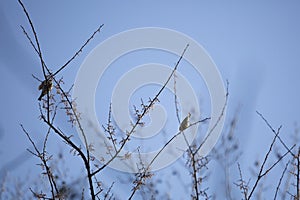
[38,82,44,90]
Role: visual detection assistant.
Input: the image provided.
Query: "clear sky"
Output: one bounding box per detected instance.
[0,1,300,199]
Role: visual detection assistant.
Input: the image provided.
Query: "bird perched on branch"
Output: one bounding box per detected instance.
[38,76,53,101]
[179,113,191,131]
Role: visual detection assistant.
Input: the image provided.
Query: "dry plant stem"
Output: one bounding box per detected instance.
[274,160,290,200]
[92,44,190,177]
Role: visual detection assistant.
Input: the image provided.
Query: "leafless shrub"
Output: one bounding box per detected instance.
[1,1,297,200]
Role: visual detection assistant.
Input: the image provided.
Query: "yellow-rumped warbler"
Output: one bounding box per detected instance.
[179,112,191,131]
[38,76,53,101]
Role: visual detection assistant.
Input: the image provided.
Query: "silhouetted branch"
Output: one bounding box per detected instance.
[173,72,181,124]
[52,24,104,77]
[18,0,46,78]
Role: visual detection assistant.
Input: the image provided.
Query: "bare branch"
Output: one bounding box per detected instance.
[18,0,46,78]
[52,24,104,77]
[173,72,181,124]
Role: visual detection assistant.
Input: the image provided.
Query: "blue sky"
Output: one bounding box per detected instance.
[0,1,300,199]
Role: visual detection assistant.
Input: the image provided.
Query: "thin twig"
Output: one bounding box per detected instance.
[18,0,46,78]
[52,24,104,77]
[173,72,181,124]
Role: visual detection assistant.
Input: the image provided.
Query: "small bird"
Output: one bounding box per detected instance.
[38,76,53,101]
[179,113,191,131]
